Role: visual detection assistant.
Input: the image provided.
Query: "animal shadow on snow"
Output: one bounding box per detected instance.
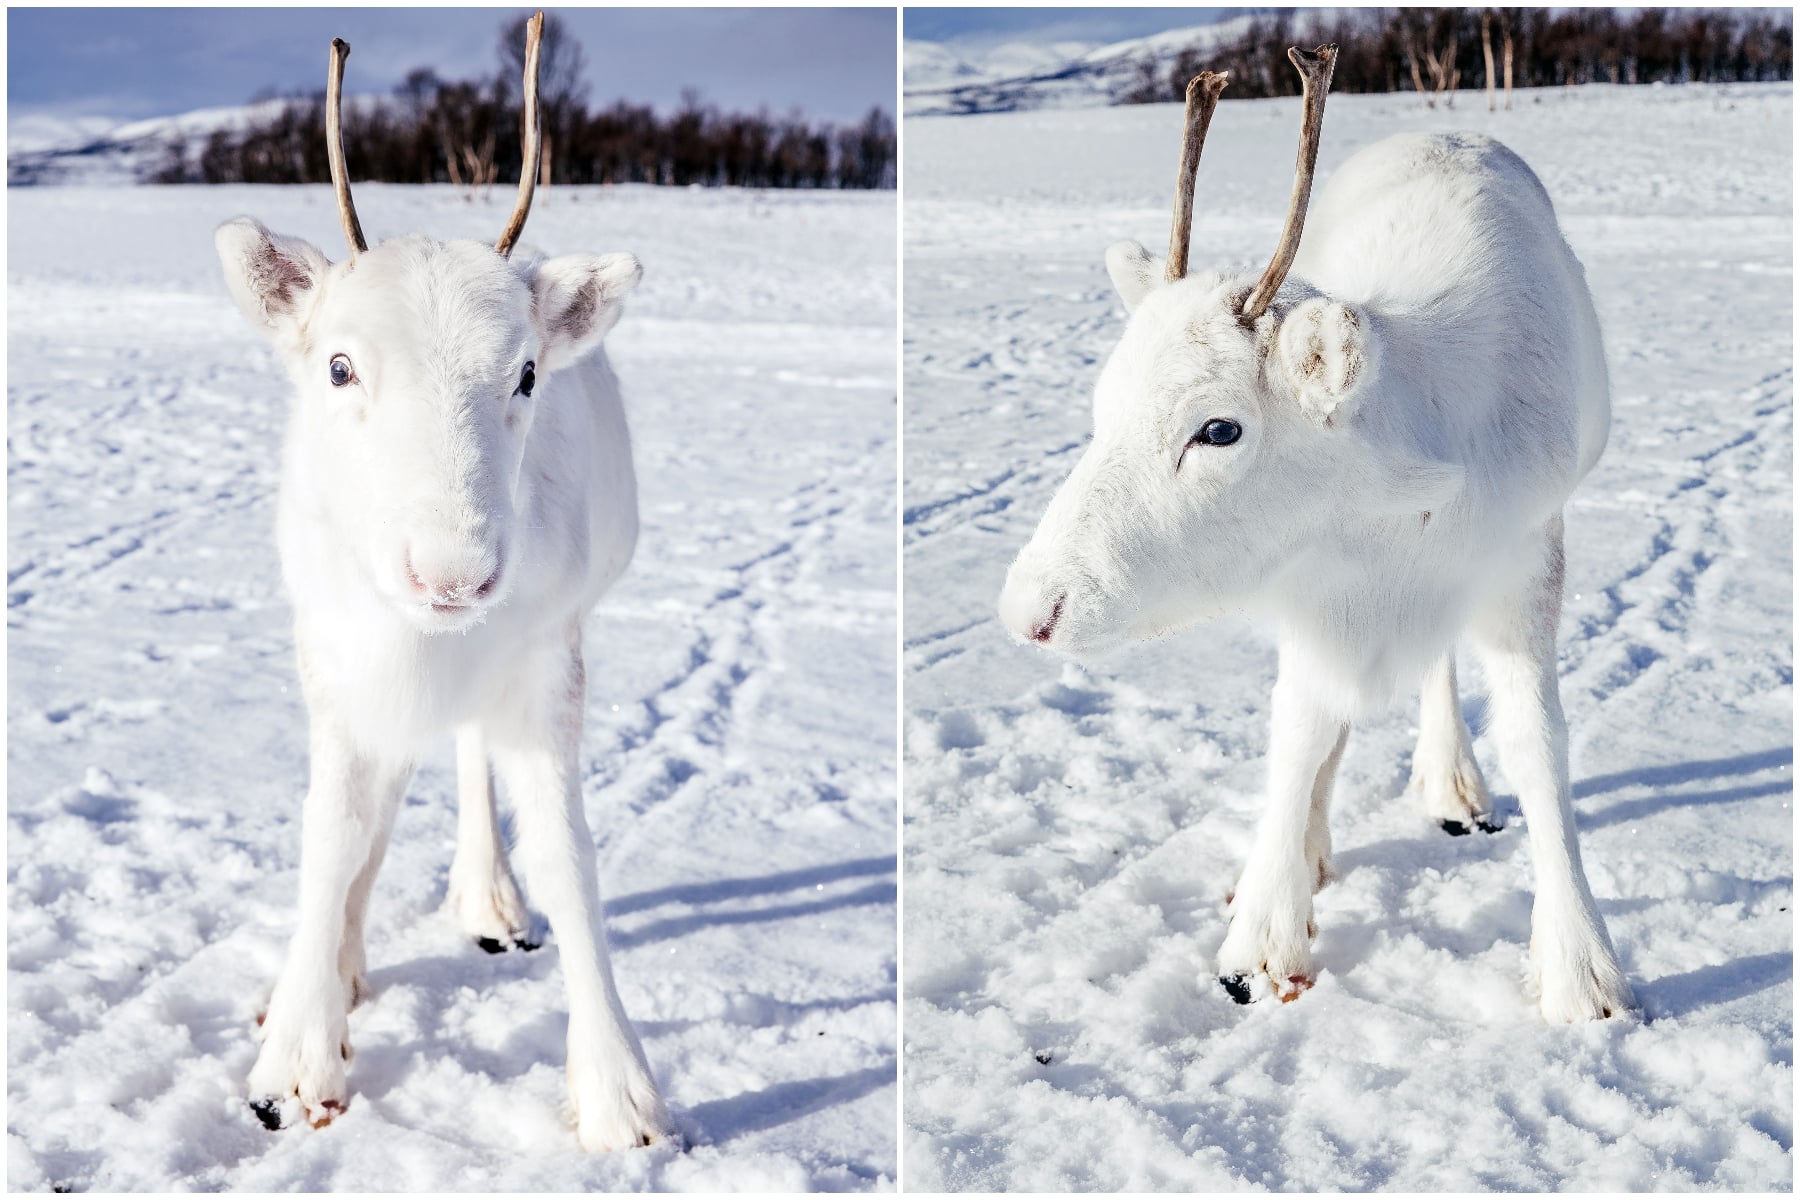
[1635,951,1791,1022]
[683,1063,895,1155]
[1570,746,1793,829]
[606,854,896,950]
[353,856,896,1131]
[610,856,897,1154]
[1328,746,1791,1015]
[1573,747,1793,1023]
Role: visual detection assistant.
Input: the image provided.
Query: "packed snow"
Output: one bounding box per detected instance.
[903,83,1791,1190]
[8,183,896,1190]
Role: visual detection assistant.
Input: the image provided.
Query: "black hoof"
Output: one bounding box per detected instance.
[476,936,508,954]
[1475,818,1502,834]
[249,1097,285,1131]
[1440,819,1471,837]
[1219,974,1254,1005]
[514,936,541,952]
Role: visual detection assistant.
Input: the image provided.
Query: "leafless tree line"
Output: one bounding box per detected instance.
[155,14,894,189]
[1127,8,1792,107]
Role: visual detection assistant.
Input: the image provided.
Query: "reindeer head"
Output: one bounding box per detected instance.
[999,46,1462,656]
[216,14,640,635]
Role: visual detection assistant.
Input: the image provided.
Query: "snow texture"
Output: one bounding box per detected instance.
[904,84,1792,1191]
[9,184,896,1190]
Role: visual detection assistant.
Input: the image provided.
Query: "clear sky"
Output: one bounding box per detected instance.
[7,7,897,125]
[903,7,1263,47]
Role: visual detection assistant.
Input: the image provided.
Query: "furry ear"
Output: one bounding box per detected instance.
[1105,240,1160,313]
[531,252,642,372]
[214,217,331,344]
[1272,297,1377,425]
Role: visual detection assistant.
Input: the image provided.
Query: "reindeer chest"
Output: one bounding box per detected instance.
[293,591,554,745]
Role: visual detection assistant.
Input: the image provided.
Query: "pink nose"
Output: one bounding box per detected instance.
[998,568,1068,646]
[404,550,502,606]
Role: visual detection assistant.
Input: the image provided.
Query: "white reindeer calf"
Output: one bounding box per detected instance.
[216,19,675,1149]
[999,46,1633,1022]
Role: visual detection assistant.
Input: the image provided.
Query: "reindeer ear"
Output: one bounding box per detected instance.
[215,217,330,343]
[1272,297,1377,425]
[531,252,642,371]
[1105,240,1160,313]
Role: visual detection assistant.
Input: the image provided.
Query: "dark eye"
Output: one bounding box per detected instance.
[1192,419,1241,447]
[328,354,354,388]
[517,361,535,397]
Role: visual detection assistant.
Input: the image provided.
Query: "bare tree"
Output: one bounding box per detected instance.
[393,68,442,182]
[1482,9,1497,111]
[1400,21,1432,101]
[431,80,501,201]
[397,67,441,123]
[498,11,585,110]
[1500,8,1515,109]
[462,128,499,200]
[1399,9,1461,109]
[499,10,585,188]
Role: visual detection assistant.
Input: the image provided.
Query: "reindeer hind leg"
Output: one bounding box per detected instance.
[447,722,535,952]
[1409,651,1499,835]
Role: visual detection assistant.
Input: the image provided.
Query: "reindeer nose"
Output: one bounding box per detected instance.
[403,547,503,607]
[998,560,1068,647]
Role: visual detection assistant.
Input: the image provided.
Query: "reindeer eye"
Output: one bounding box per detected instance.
[328,354,354,388]
[517,361,535,397]
[1193,419,1241,447]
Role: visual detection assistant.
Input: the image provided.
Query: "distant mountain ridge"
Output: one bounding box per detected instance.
[904,18,1255,116]
[9,97,367,186]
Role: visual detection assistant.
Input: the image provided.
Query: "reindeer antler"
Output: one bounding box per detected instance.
[495,10,544,258]
[1166,71,1229,284]
[326,38,369,259]
[1241,44,1337,320]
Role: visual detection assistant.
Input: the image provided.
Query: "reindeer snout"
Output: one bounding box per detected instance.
[402,542,505,613]
[998,559,1068,648]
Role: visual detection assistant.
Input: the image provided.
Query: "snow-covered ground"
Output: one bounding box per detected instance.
[904,83,1791,1190]
[9,184,896,1189]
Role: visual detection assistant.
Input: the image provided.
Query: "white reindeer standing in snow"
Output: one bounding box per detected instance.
[999,45,1634,1022]
[214,15,676,1148]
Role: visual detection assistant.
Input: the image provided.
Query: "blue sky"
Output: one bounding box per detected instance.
[904,7,1262,47]
[8,8,896,125]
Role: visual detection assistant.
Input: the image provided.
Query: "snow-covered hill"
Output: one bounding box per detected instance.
[8,184,896,1189]
[903,18,1254,117]
[8,98,366,187]
[903,82,1792,1190]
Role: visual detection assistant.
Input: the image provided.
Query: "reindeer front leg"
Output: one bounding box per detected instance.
[1217,649,1347,1004]
[250,716,410,1129]
[488,632,674,1152]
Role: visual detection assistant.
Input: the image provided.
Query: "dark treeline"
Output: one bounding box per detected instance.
[156,14,894,188]
[1126,7,1792,104]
